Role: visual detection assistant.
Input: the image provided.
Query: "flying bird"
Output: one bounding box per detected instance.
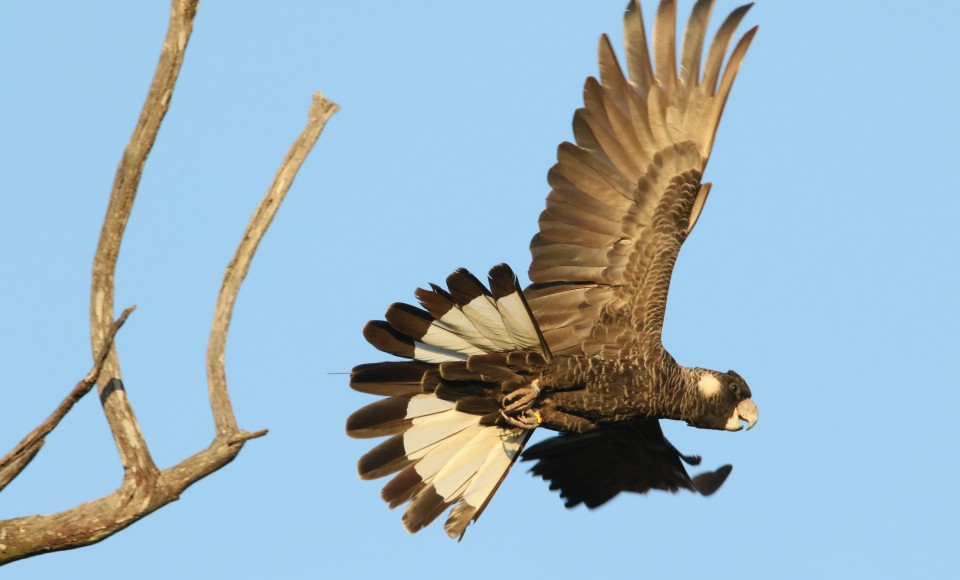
[346,0,759,539]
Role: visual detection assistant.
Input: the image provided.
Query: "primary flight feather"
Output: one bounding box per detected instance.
[346,0,759,539]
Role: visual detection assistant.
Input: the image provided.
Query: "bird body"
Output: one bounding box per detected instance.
[538,352,695,429]
[346,0,760,539]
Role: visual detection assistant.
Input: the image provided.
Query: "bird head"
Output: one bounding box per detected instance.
[690,369,758,432]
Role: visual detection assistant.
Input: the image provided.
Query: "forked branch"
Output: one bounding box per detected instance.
[0,0,338,565]
[0,307,136,493]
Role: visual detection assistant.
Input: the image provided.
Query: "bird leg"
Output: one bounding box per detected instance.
[502,379,541,412]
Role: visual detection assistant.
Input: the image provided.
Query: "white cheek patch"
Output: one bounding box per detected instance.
[698,374,722,397]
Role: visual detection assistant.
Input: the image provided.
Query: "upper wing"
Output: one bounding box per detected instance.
[521,419,732,508]
[525,0,757,356]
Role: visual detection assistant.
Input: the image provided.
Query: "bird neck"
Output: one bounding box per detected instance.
[638,361,695,421]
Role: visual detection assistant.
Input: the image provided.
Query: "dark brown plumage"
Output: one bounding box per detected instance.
[346,0,760,539]
[522,420,733,508]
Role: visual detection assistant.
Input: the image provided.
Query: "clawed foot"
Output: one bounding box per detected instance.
[500,380,541,429]
[500,408,542,429]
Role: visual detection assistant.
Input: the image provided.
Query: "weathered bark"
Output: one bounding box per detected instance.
[0,0,338,565]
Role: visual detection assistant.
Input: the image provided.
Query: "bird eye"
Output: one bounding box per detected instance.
[729,383,739,393]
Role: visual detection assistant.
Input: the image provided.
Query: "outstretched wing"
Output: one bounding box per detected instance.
[525,0,757,356]
[521,419,732,508]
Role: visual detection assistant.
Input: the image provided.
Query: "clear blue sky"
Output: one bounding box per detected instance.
[1,1,958,578]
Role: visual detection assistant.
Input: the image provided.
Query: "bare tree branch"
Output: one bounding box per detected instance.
[0,0,339,565]
[0,307,135,493]
[89,0,199,481]
[207,91,340,436]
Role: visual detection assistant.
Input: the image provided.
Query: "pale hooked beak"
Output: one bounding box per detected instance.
[724,398,759,431]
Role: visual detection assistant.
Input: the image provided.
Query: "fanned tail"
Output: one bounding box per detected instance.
[347,264,548,539]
